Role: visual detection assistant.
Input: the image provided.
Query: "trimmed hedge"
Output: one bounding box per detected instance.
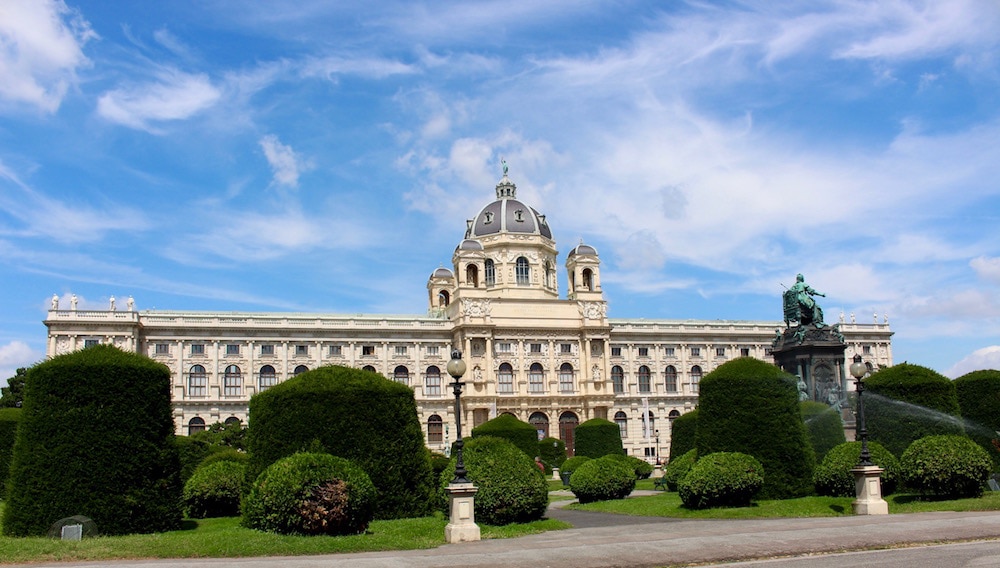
[696,358,815,499]
[560,455,592,477]
[663,448,697,491]
[199,448,249,469]
[246,365,435,520]
[864,363,964,458]
[573,418,624,459]
[470,414,539,459]
[439,436,548,525]
[569,455,636,503]
[183,460,246,518]
[538,437,566,474]
[0,407,20,499]
[678,452,764,509]
[954,370,1000,471]
[801,401,846,462]
[813,441,900,497]
[243,452,376,535]
[668,409,697,462]
[602,453,653,480]
[900,435,992,499]
[2,345,182,537]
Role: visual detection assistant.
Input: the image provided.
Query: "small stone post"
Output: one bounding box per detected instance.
[851,465,889,515]
[445,482,480,543]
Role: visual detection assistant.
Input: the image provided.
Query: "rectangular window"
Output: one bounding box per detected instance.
[190,343,205,355]
[690,347,701,357]
[740,347,750,357]
[226,344,240,356]
[561,343,573,354]
[395,345,408,356]
[638,346,649,357]
[530,343,542,354]
[84,339,99,348]
[362,345,375,356]
[863,345,872,355]
[496,342,512,353]
[716,347,726,357]
[664,347,675,357]
[329,345,342,356]
[611,345,622,357]
[426,345,439,356]
[155,343,169,355]
[260,344,274,356]
[295,345,308,356]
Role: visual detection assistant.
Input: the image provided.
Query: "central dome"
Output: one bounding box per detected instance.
[465,174,552,239]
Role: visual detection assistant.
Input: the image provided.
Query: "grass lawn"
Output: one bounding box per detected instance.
[0,501,569,565]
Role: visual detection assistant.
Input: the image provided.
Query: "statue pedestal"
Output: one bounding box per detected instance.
[552,467,561,482]
[444,482,481,543]
[851,465,889,515]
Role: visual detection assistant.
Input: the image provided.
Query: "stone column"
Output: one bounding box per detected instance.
[851,465,889,515]
[444,482,480,543]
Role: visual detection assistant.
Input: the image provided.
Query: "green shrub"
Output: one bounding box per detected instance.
[813,441,900,497]
[439,437,548,525]
[678,452,764,509]
[801,401,846,463]
[242,452,376,535]
[663,448,697,491]
[696,358,815,499]
[246,366,434,520]
[183,461,246,518]
[470,414,539,459]
[199,448,249,469]
[900,435,992,499]
[2,345,182,537]
[864,363,964,458]
[569,455,636,503]
[573,418,624,459]
[601,453,653,480]
[538,437,566,474]
[668,410,697,461]
[0,407,21,499]
[954,370,1000,471]
[560,455,592,477]
[175,435,216,486]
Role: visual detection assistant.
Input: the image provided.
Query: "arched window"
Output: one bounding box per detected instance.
[638,365,651,393]
[293,365,308,375]
[668,409,681,427]
[529,362,545,393]
[224,416,241,426]
[529,412,549,440]
[394,365,409,385]
[485,259,496,286]
[498,363,514,393]
[362,365,377,373]
[466,264,479,287]
[582,268,593,291]
[223,365,242,396]
[664,365,677,392]
[559,363,574,393]
[612,365,624,394]
[427,414,443,443]
[516,256,530,285]
[188,417,206,435]
[691,365,703,393]
[643,411,656,439]
[438,290,450,307]
[544,261,554,289]
[259,365,276,390]
[614,411,628,439]
[425,365,441,396]
[188,364,207,397]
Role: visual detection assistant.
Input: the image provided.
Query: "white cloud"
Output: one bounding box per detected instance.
[971,256,1000,286]
[300,55,418,80]
[97,69,221,131]
[0,0,95,113]
[259,135,308,188]
[945,345,1000,378]
[0,340,41,383]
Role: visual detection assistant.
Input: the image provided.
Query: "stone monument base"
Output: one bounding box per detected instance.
[851,465,889,515]
[444,482,481,543]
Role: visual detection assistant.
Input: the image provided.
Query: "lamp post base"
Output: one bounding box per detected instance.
[851,465,889,515]
[444,482,480,543]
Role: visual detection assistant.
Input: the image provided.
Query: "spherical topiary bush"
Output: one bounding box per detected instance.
[559,455,591,478]
[601,453,653,480]
[199,448,249,468]
[183,460,247,518]
[900,435,992,499]
[242,452,375,535]
[813,441,900,497]
[801,401,846,463]
[678,452,764,509]
[569,455,636,503]
[864,363,964,458]
[668,410,697,462]
[439,437,548,525]
[246,365,434,520]
[573,418,624,459]
[663,448,697,491]
[470,414,539,459]
[954,370,1000,471]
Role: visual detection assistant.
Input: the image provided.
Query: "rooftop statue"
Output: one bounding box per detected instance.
[783,273,826,328]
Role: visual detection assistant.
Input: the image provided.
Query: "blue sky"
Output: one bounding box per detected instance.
[2,0,1000,382]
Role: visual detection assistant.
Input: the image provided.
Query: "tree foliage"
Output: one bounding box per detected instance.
[668,409,697,462]
[800,401,846,463]
[573,418,624,459]
[470,414,540,459]
[953,369,1000,471]
[0,367,27,408]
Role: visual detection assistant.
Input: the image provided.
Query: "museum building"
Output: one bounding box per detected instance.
[43,173,893,459]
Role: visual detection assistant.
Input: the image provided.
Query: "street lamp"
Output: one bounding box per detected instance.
[446,349,468,483]
[849,354,872,466]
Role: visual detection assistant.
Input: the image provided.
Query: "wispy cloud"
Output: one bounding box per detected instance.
[97,68,221,131]
[259,134,309,188]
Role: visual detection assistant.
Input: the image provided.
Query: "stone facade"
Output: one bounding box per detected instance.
[43,174,893,460]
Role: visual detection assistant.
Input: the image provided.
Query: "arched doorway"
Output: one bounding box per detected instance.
[559,411,580,456]
[528,411,549,440]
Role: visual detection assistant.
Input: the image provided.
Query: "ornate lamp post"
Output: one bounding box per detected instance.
[849,354,888,515]
[444,349,480,542]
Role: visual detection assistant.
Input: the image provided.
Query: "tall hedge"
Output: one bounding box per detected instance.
[2,345,181,536]
[246,365,434,520]
[668,409,697,462]
[470,414,539,458]
[800,401,846,463]
[864,363,964,458]
[696,358,815,499]
[954,370,1000,471]
[538,437,566,473]
[573,418,623,459]
[0,408,21,499]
